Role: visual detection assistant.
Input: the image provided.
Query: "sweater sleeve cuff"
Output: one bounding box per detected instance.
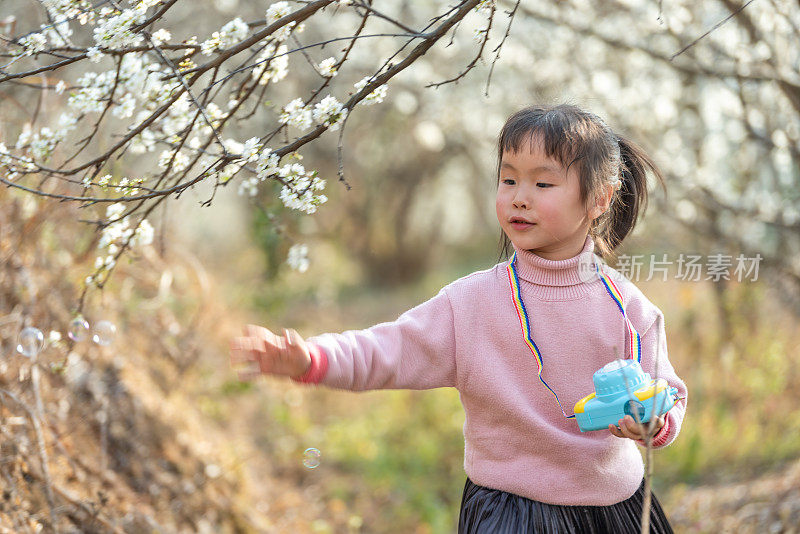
[637,416,671,448]
[290,343,328,385]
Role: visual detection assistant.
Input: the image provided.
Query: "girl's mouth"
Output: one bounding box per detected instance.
[511,222,535,230]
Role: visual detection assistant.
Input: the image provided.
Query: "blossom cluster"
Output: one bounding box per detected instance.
[252,43,290,85]
[88,202,154,285]
[279,95,348,131]
[92,5,148,49]
[278,163,328,214]
[312,95,348,131]
[237,141,281,196]
[4,0,402,282]
[318,57,338,77]
[14,114,77,163]
[41,0,94,21]
[279,98,314,130]
[201,17,249,55]
[475,0,496,14]
[266,1,304,42]
[286,244,310,273]
[354,76,388,105]
[18,33,48,55]
[0,143,36,180]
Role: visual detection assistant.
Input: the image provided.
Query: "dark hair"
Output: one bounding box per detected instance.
[495,103,666,262]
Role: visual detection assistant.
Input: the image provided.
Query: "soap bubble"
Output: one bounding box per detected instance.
[17,327,44,358]
[92,320,117,346]
[68,317,90,342]
[302,447,321,469]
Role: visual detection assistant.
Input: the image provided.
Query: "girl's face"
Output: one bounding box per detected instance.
[496,136,609,261]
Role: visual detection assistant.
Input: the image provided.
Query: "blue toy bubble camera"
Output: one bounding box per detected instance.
[574,359,680,432]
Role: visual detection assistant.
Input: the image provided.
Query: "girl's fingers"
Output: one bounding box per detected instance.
[619,416,644,440]
[285,328,306,348]
[233,325,305,377]
[610,415,665,440]
[608,424,625,438]
[230,336,257,365]
[247,325,290,355]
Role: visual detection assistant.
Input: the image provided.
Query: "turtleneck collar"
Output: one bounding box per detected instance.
[509,234,596,288]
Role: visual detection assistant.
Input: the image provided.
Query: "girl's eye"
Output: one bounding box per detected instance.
[501,177,515,185]
[537,183,553,188]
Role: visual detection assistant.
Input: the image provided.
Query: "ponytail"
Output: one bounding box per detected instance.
[592,135,667,259]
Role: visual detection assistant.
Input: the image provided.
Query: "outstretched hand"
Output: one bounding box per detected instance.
[608,414,665,441]
[229,324,311,381]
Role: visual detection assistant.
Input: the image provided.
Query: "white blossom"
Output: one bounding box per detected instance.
[41,0,91,20]
[130,129,156,154]
[286,244,310,273]
[475,0,495,14]
[98,202,153,255]
[312,95,347,130]
[93,7,147,49]
[266,1,297,41]
[241,137,262,162]
[112,93,136,118]
[219,18,249,47]
[252,43,289,85]
[68,86,106,113]
[132,219,154,247]
[47,330,62,347]
[318,57,338,77]
[279,98,313,130]
[16,127,32,149]
[151,28,171,45]
[256,149,280,179]
[106,202,126,221]
[354,76,388,105]
[95,255,116,270]
[28,127,65,162]
[18,33,48,55]
[157,150,189,172]
[201,17,249,55]
[57,113,78,133]
[43,19,73,47]
[86,46,105,63]
[277,163,327,214]
[237,148,279,197]
[238,176,260,197]
[266,2,292,23]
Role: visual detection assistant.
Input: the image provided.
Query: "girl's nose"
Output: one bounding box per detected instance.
[512,195,530,209]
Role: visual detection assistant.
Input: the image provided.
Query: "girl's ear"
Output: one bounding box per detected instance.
[589,184,614,220]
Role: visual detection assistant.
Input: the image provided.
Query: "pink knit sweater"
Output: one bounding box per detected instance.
[292,235,688,506]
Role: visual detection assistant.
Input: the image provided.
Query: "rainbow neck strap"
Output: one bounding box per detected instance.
[506,250,642,419]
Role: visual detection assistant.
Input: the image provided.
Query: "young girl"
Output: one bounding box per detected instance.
[230,103,688,533]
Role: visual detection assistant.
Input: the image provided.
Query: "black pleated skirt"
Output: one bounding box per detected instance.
[459,476,674,533]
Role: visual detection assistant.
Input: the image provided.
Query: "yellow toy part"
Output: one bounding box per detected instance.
[634,378,669,401]
[573,392,596,414]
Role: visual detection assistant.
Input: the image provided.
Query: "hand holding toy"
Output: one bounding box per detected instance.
[573,359,679,432]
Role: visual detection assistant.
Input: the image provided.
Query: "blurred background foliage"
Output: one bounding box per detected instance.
[3,0,800,532]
